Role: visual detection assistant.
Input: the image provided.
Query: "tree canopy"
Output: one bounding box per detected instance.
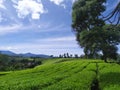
[72,0,120,62]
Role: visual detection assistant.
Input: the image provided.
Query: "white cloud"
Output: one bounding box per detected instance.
[37,24,71,33]
[36,36,76,42]
[0,44,83,55]
[61,4,66,9]
[0,46,19,53]
[50,0,66,8]
[32,13,40,19]
[0,0,6,9]
[13,0,45,19]
[1,41,82,55]
[50,0,64,5]
[48,36,75,41]
[20,43,77,49]
[0,24,22,35]
[38,22,51,29]
[11,0,17,4]
[0,24,35,35]
[49,0,76,8]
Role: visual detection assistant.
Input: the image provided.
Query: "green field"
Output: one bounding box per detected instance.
[0,58,120,90]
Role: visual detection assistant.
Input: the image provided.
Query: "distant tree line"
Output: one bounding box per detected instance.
[0,54,42,71]
[59,53,79,58]
[58,53,105,59]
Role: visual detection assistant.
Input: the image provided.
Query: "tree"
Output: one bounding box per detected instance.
[75,54,79,58]
[66,53,70,58]
[70,54,73,58]
[100,25,120,61]
[59,54,62,58]
[72,0,106,32]
[72,0,120,62]
[0,54,9,64]
[63,53,67,58]
[77,24,120,61]
[72,0,106,58]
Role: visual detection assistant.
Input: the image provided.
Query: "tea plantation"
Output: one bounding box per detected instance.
[0,58,120,90]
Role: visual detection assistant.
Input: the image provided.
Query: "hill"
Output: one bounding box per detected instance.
[0,50,16,56]
[19,53,50,58]
[0,58,120,90]
[0,50,50,58]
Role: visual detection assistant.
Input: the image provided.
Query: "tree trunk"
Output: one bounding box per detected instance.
[104,57,107,63]
[102,51,107,63]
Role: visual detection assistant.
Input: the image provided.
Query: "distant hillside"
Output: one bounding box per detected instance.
[0,50,51,58]
[19,53,51,58]
[0,50,16,56]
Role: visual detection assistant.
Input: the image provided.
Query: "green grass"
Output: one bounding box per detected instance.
[0,58,120,90]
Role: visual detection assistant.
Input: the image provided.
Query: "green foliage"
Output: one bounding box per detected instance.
[72,0,106,32]
[79,25,120,60]
[0,54,9,62]
[72,0,120,61]
[72,0,106,59]
[0,55,42,71]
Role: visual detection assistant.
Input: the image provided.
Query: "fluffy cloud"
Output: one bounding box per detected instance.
[13,0,45,19]
[11,0,17,4]
[0,0,6,9]
[49,0,76,8]
[50,0,66,8]
[50,0,64,5]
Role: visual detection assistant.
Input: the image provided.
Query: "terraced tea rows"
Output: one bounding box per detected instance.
[0,59,120,90]
[99,63,120,90]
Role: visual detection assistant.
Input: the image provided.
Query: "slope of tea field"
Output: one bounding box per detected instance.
[0,58,120,90]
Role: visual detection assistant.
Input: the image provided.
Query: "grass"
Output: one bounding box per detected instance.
[0,58,120,90]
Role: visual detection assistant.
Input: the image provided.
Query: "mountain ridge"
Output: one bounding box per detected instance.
[0,50,51,58]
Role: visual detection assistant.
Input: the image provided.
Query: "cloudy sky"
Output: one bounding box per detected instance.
[0,0,119,56]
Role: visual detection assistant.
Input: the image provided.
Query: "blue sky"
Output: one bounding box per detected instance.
[0,0,119,56]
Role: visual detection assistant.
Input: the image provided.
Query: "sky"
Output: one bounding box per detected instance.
[0,0,119,56]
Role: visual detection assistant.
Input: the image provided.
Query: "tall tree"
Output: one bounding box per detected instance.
[72,0,120,62]
[72,0,106,58]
